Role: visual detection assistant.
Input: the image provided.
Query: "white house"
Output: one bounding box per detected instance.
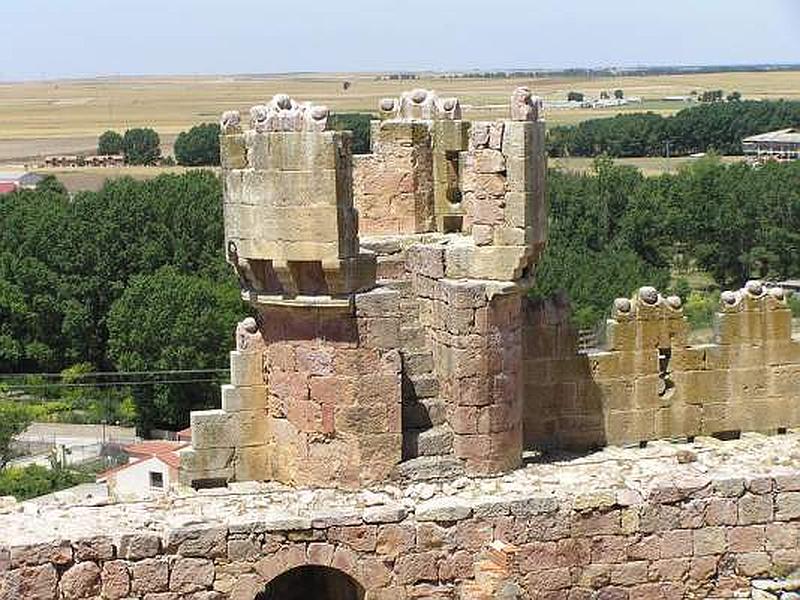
[98,441,187,500]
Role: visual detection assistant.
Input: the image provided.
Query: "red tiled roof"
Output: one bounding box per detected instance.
[123,441,188,457]
[97,449,182,481]
[0,183,17,195]
[177,427,192,441]
[158,450,181,470]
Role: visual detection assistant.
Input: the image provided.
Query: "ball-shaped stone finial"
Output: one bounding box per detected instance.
[410,88,428,104]
[310,105,329,121]
[220,110,241,131]
[442,98,457,111]
[379,98,396,112]
[613,297,632,314]
[769,287,786,301]
[250,104,269,122]
[241,316,258,334]
[638,286,659,305]
[273,94,292,110]
[745,280,764,296]
[666,295,683,310]
[721,290,739,306]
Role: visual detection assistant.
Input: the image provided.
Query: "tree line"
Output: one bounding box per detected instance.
[548,100,800,158]
[0,172,241,433]
[533,157,800,327]
[2,158,798,432]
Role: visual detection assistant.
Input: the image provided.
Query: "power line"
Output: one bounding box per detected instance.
[0,368,230,380]
[3,377,226,390]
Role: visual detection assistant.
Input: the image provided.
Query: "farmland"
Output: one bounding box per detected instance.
[1,69,799,166]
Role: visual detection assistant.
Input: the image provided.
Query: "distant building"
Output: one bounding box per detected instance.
[43,154,124,168]
[742,128,800,162]
[98,440,187,500]
[0,171,44,194]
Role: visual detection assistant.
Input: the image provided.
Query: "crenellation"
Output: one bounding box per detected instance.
[524,282,800,450]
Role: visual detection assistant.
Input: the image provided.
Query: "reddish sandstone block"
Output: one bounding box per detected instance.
[704,498,737,526]
[517,541,559,571]
[130,558,169,594]
[658,530,692,558]
[590,536,627,563]
[648,558,688,582]
[735,551,771,577]
[328,526,377,553]
[438,550,474,581]
[688,555,719,583]
[524,568,572,592]
[738,493,773,524]
[728,525,765,553]
[556,538,591,567]
[60,561,101,599]
[626,535,659,562]
[610,561,648,586]
[100,561,130,600]
[395,551,440,585]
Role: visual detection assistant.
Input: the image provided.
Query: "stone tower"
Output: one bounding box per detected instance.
[181,87,548,488]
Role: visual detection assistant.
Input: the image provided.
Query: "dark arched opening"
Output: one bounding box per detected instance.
[256,565,365,600]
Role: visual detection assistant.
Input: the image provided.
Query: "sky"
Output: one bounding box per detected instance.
[1,0,799,81]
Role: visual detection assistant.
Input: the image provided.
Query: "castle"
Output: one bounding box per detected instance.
[3,89,800,600]
[181,88,800,490]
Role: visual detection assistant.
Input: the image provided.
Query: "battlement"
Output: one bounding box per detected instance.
[524,282,800,450]
[219,94,375,307]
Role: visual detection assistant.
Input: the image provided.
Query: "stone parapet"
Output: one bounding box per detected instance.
[524,283,800,450]
[6,433,800,599]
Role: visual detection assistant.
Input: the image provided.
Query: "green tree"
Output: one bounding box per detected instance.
[329,113,372,154]
[0,464,92,500]
[122,128,161,165]
[107,266,242,432]
[614,89,624,100]
[727,91,742,102]
[174,123,221,166]
[0,402,31,469]
[567,91,585,102]
[36,175,68,196]
[98,131,124,155]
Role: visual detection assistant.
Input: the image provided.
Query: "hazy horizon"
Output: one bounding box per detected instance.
[2,0,800,82]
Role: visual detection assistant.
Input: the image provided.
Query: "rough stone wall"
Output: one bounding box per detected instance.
[183,297,404,489]
[407,243,524,473]
[353,121,435,235]
[458,119,547,281]
[523,283,800,451]
[6,469,800,599]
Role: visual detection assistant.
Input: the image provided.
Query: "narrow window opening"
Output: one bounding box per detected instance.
[149,471,164,489]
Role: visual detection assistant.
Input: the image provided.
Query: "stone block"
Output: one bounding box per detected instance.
[229,351,264,386]
[169,558,215,594]
[59,562,101,600]
[221,384,267,412]
[472,149,506,173]
[101,561,130,600]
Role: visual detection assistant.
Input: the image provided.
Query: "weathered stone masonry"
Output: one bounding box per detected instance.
[523,282,800,451]
[6,438,800,599]
[182,87,548,487]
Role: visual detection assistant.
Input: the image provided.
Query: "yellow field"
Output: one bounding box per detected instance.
[1,70,799,163]
[32,166,205,193]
